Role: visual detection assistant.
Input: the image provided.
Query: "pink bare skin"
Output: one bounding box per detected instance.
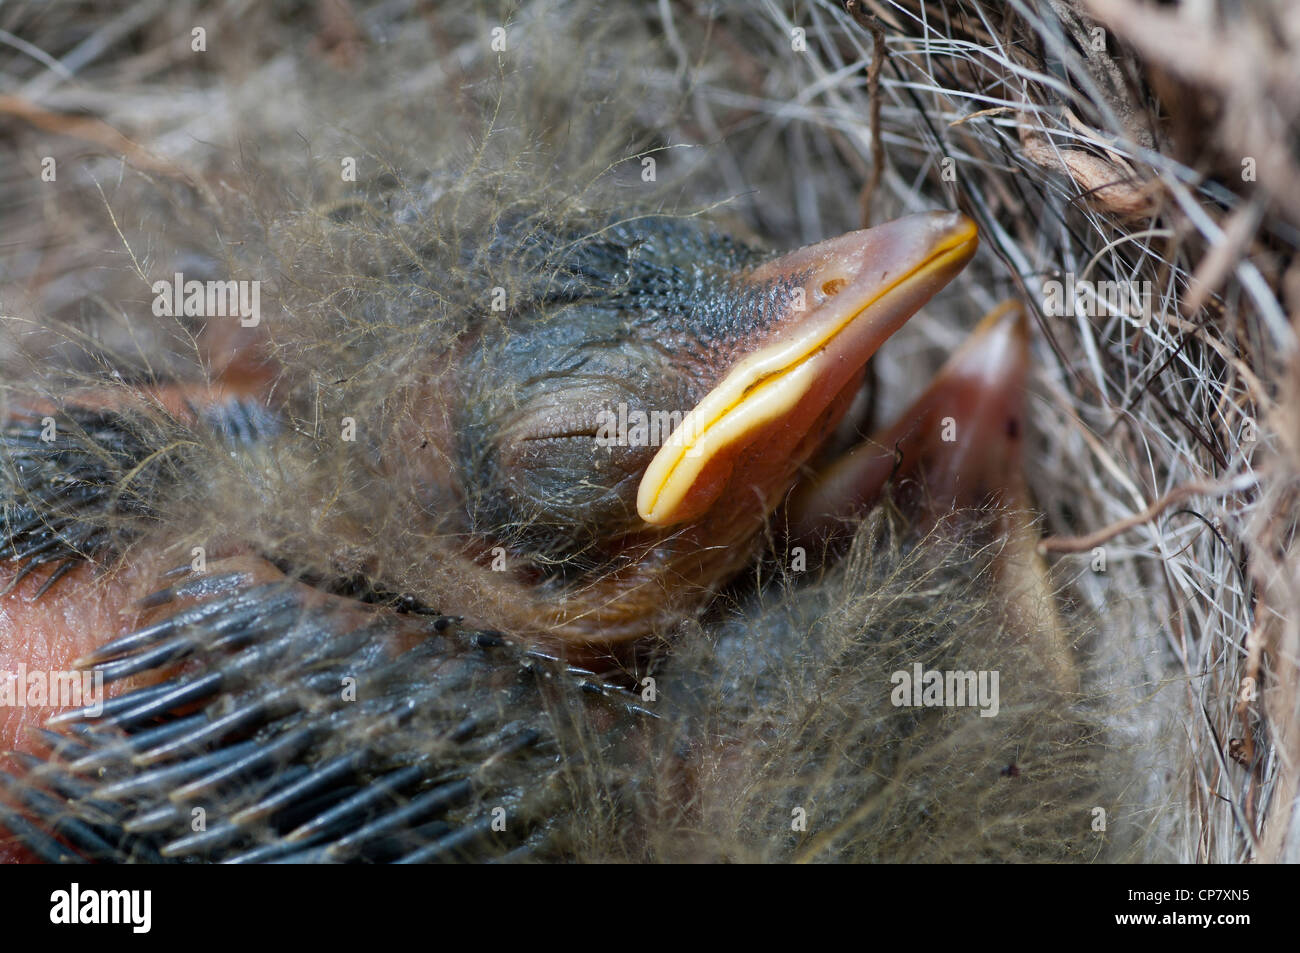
[0,556,172,862]
[0,545,435,863]
[2,334,285,859]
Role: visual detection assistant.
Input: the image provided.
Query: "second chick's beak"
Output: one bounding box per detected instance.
[439,211,977,645]
[788,298,1033,540]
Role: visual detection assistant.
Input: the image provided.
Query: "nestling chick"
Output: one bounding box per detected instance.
[0,2,1147,864]
[0,285,1138,863]
[404,209,976,646]
[0,205,985,861]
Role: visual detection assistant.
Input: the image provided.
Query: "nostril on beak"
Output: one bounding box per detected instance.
[821,277,848,298]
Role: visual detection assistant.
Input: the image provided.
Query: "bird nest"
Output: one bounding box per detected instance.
[0,0,1296,863]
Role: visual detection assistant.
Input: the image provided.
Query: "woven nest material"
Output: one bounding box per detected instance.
[0,0,1296,863]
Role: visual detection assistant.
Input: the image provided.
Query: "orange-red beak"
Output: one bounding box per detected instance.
[637,212,979,526]
[789,298,1031,541]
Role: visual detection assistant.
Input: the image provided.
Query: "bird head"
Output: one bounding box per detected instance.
[410,210,977,644]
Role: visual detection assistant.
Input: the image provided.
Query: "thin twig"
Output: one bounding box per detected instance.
[845,2,887,226]
[1038,475,1257,554]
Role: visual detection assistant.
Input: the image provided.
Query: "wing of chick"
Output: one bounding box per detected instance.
[0,400,651,862]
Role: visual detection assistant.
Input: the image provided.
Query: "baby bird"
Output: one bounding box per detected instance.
[0,178,1128,862]
[0,204,974,858]
[412,209,978,648]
